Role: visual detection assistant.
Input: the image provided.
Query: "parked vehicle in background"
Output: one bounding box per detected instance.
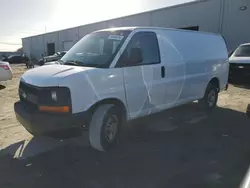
[38,51,67,66]
[38,58,45,66]
[14,27,229,151]
[8,55,29,64]
[229,43,250,79]
[228,50,234,58]
[1,54,8,62]
[0,61,12,81]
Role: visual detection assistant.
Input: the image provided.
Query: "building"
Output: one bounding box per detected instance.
[22,0,250,60]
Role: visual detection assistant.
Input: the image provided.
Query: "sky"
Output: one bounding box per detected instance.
[0,0,193,51]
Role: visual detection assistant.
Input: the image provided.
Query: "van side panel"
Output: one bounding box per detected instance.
[162,30,228,102]
[157,30,186,106]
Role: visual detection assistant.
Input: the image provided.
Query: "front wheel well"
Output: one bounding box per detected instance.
[88,98,127,123]
[209,77,220,92]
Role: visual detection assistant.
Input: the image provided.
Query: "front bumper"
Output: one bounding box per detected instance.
[14,101,90,137]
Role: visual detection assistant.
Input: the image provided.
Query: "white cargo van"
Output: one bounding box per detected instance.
[15,27,229,151]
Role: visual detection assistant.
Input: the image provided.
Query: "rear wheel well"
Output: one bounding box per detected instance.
[88,98,127,123]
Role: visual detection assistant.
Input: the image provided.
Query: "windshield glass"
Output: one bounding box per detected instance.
[234,45,250,57]
[61,30,131,67]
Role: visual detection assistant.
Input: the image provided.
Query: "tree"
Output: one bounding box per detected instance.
[16,47,23,53]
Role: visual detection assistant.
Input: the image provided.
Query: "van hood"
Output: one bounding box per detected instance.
[229,56,250,64]
[21,65,94,87]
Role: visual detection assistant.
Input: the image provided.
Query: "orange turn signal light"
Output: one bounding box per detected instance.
[39,106,70,113]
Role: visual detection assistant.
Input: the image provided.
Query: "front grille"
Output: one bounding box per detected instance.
[19,82,39,110]
[18,82,71,110]
[20,98,38,111]
[19,82,39,96]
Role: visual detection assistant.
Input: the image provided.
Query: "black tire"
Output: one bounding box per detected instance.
[246,104,250,118]
[198,82,218,112]
[89,104,122,151]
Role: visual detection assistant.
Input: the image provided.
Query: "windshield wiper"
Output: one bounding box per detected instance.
[63,60,81,66]
[57,59,64,64]
[62,60,103,68]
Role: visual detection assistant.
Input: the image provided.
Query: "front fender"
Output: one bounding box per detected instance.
[59,68,127,115]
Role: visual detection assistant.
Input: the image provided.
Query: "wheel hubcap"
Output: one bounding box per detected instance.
[207,90,216,107]
[104,115,118,142]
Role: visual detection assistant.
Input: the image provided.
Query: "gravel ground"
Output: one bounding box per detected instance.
[1,64,250,188]
[0,65,31,149]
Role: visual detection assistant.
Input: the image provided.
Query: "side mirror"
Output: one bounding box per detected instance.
[129,47,143,64]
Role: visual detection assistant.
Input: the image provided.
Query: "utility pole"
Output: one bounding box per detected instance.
[218,0,225,34]
[44,25,47,56]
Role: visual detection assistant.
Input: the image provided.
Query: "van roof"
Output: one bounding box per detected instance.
[97,26,221,36]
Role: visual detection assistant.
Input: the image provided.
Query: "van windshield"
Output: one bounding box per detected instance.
[234,45,250,57]
[60,30,131,67]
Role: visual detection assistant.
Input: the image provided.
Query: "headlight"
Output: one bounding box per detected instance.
[51,91,57,101]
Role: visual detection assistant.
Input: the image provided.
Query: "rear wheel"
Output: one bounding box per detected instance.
[198,82,218,112]
[89,104,121,151]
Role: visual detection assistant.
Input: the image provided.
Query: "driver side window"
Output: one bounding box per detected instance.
[116,31,160,67]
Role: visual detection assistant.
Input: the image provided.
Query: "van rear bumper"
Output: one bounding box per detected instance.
[14,101,90,137]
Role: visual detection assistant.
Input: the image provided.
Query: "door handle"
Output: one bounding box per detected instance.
[161,66,165,78]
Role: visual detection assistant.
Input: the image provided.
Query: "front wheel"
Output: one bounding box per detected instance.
[198,82,218,112]
[89,104,121,151]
